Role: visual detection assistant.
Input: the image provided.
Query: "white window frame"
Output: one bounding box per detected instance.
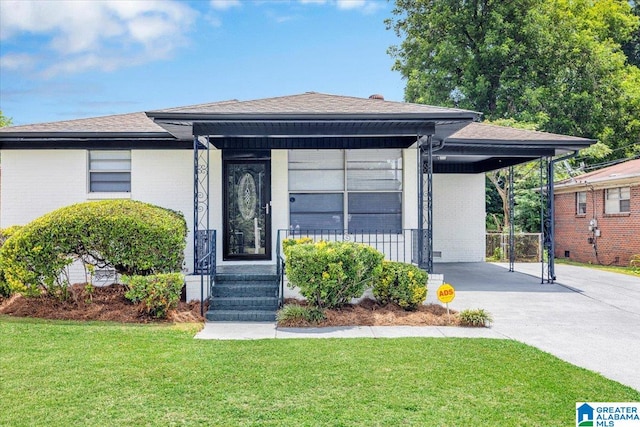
[288,149,403,233]
[576,191,587,215]
[88,150,131,193]
[604,187,630,214]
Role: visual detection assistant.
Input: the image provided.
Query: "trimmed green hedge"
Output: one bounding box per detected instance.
[0,200,187,296]
[283,239,384,308]
[123,273,185,319]
[373,261,428,310]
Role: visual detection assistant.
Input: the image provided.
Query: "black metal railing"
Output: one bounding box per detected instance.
[276,231,286,308]
[195,230,216,316]
[277,229,422,265]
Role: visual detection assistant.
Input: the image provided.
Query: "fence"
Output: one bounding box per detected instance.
[486,233,542,262]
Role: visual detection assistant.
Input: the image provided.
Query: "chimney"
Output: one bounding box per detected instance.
[368,94,384,100]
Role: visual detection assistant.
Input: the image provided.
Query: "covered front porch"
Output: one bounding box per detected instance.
[146,93,594,319]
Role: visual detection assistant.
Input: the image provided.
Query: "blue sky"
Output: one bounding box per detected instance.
[0,0,406,126]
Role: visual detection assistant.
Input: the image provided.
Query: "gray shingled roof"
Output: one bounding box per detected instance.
[556,157,640,188]
[150,92,477,115]
[0,111,167,134]
[449,122,592,143]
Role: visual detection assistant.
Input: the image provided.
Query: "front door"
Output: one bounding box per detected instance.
[223,153,271,260]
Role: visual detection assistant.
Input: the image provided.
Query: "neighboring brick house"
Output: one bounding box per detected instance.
[554,158,640,266]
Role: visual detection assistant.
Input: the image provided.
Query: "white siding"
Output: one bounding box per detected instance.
[0,150,87,227]
[1,149,196,271]
[131,150,194,272]
[433,173,486,262]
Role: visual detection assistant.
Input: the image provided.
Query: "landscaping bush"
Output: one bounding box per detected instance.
[123,273,185,319]
[0,200,187,297]
[283,239,384,308]
[276,303,326,324]
[0,226,24,297]
[373,261,428,310]
[459,308,493,327]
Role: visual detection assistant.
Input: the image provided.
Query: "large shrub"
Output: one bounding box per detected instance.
[0,226,23,296]
[123,273,184,319]
[283,239,384,308]
[0,200,187,296]
[373,261,428,311]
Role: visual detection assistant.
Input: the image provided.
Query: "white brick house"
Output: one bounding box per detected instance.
[0,93,593,314]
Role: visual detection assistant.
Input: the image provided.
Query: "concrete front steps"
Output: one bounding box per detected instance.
[205,268,279,322]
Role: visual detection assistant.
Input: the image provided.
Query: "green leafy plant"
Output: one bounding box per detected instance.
[630,255,640,274]
[283,239,384,308]
[0,200,187,298]
[459,308,493,327]
[123,273,184,319]
[0,226,24,297]
[373,261,428,310]
[276,303,326,324]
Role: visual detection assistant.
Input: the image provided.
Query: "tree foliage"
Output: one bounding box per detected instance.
[0,111,11,128]
[388,0,640,232]
[388,0,640,160]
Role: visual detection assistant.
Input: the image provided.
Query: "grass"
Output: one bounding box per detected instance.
[555,258,640,278]
[1,316,638,426]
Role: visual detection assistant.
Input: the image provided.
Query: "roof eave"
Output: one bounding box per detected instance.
[145,111,481,121]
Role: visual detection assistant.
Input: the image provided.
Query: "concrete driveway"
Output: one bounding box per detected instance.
[433,262,640,391]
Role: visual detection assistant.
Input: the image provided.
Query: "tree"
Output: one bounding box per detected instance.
[387,0,640,159]
[0,111,11,128]
[388,0,640,233]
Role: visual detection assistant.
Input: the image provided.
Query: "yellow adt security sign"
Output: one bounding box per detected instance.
[437,283,455,303]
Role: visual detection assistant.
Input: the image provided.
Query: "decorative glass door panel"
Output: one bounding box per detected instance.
[223,160,271,260]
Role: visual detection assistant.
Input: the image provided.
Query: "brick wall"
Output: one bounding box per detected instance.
[554,184,640,265]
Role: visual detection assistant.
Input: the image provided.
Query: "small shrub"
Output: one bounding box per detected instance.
[459,308,493,327]
[373,261,428,310]
[0,200,187,297]
[276,304,326,324]
[123,273,184,319]
[283,239,384,308]
[630,255,640,274]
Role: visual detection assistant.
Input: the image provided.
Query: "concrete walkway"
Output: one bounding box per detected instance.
[196,262,640,391]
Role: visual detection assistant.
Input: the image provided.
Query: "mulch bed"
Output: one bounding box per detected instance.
[0,283,204,323]
[277,298,460,328]
[1,287,459,327]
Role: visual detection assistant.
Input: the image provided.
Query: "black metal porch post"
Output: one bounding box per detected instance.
[417,134,434,274]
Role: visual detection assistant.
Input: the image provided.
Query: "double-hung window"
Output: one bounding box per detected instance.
[576,191,587,215]
[88,150,131,193]
[605,187,630,214]
[288,149,402,233]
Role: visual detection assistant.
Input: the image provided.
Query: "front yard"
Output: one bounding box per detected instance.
[1,316,638,426]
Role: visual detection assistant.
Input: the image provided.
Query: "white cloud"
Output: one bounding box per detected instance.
[210,0,241,10]
[297,0,385,13]
[335,0,366,10]
[0,53,37,71]
[0,0,196,77]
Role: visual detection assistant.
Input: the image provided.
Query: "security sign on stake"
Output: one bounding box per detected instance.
[437,283,455,303]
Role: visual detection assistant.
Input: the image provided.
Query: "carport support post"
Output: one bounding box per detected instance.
[508,166,515,272]
[417,134,434,274]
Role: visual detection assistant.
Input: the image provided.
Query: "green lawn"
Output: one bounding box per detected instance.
[1,316,638,426]
[555,258,640,278]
